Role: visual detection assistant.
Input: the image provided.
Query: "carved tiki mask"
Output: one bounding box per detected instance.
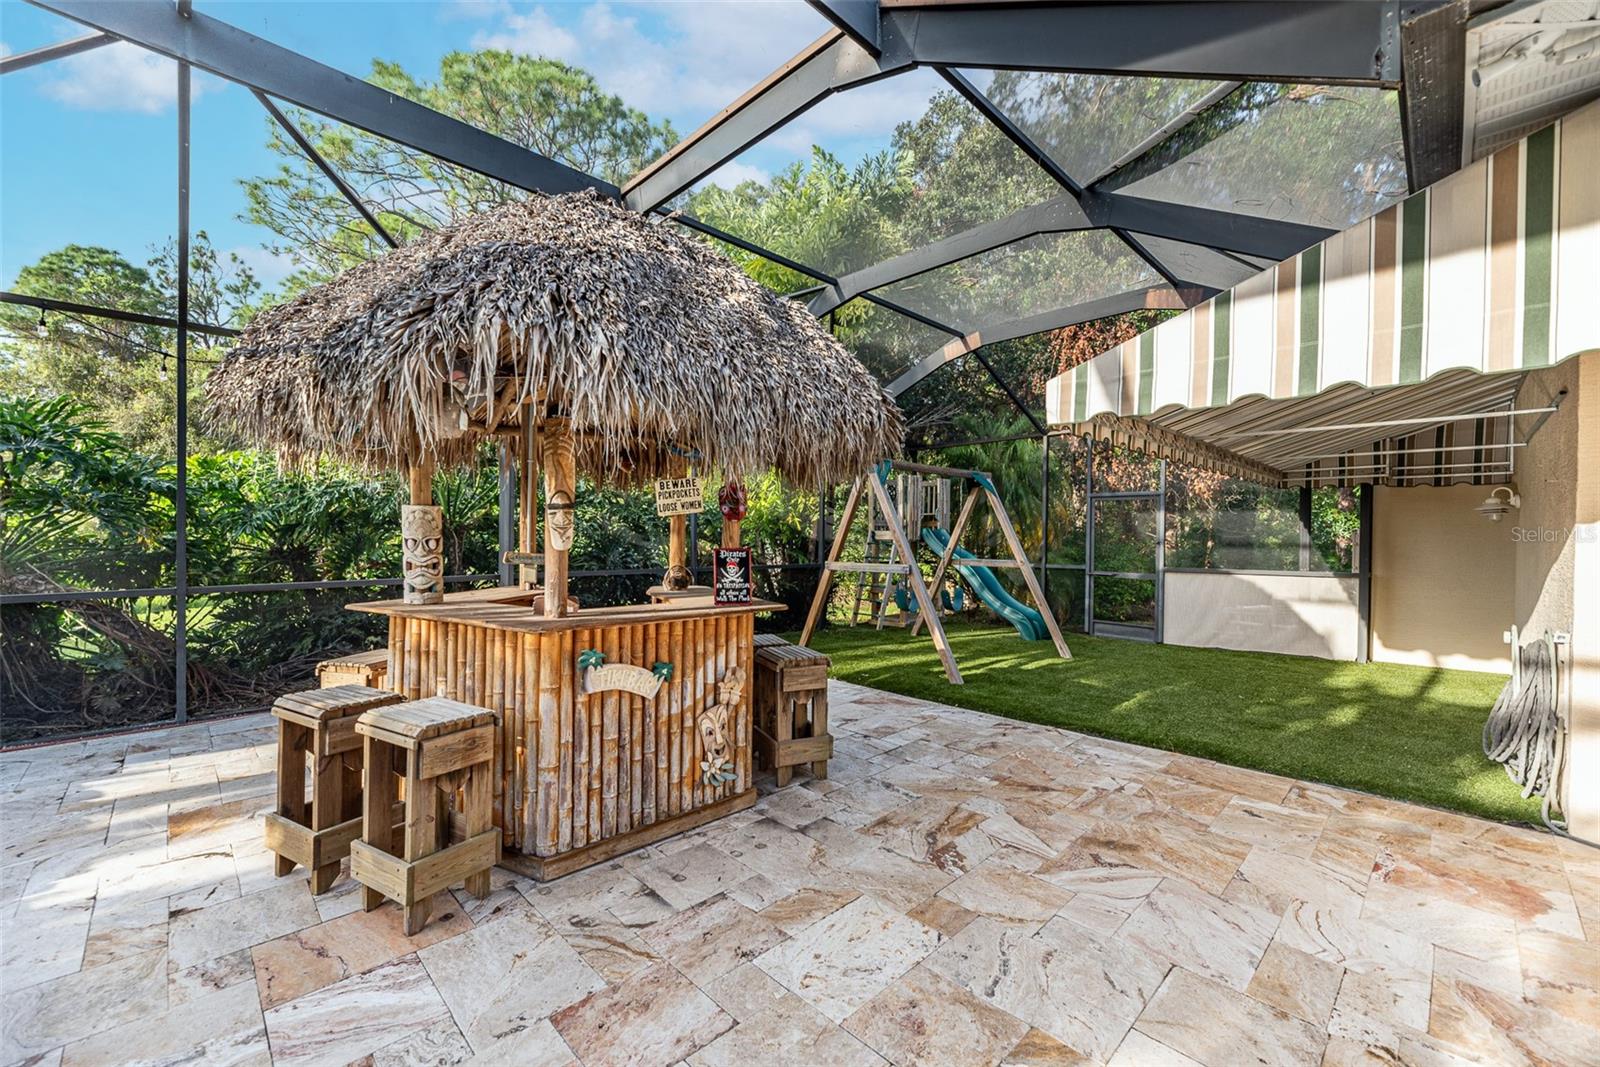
[546,490,575,552]
[697,666,745,787]
[401,504,444,604]
[697,704,729,771]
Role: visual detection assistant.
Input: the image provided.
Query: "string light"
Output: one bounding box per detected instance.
[35,311,48,339]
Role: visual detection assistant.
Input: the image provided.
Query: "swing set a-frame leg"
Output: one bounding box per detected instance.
[982,485,1072,660]
[800,470,964,684]
[800,476,864,649]
[866,475,962,684]
[913,487,979,638]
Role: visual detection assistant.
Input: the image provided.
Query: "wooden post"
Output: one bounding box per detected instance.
[409,460,433,506]
[274,720,307,876]
[400,750,434,935]
[360,733,395,913]
[542,418,575,618]
[665,457,692,590]
[668,515,689,587]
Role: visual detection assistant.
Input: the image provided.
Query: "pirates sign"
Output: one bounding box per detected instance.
[713,547,752,605]
[654,477,704,517]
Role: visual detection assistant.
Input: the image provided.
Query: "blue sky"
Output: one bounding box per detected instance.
[1,0,940,293]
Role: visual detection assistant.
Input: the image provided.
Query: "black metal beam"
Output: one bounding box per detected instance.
[941,65,1194,293]
[970,346,1047,435]
[1298,484,1314,570]
[937,67,1201,295]
[937,67,1085,194]
[806,0,880,57]
[622,30,911,212]
[1083,194,1336,259]
[807,189,1328,319]
[887,286,1184,397]
[1357,482,1373,662]
[663,212,967,339]
[1081,80,1244,188]
[1,290,240,337]
[808,195,1091,316]
[664,210,836,284]
[0,30,114,74]
[621,2,1405,215]
[253,90,400,249]
[497,445,516,587]
[1398,0,1470,192]
[32,1,614,197]
[1111,233,1260,293]
[858,291,960,340]
[175,58,191,723]
[889,2,1404,85]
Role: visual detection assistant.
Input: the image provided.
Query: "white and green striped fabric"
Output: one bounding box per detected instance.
[1047,98,1600,427]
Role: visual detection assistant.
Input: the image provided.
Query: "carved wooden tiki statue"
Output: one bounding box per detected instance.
[401,504,445,604]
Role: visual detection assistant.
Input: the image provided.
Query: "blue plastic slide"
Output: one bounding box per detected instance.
[920,526,1048,641]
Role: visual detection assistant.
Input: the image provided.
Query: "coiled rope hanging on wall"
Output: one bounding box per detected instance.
[1483,630,1568,833]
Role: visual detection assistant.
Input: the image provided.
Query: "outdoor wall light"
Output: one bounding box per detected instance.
[1476,486,1521,522]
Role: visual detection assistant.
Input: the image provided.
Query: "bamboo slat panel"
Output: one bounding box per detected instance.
[386,609,757,861]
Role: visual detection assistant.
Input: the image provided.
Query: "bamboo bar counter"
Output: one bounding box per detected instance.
[349,589,781,879]
[203,191,903,880]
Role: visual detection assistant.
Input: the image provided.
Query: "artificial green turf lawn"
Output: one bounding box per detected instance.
[798,621,1540,826]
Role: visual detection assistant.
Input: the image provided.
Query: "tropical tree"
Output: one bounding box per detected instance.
[240,51,677,279]
[0,235,262,452]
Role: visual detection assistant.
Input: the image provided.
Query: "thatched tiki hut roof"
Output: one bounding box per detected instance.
[205,190,903,486]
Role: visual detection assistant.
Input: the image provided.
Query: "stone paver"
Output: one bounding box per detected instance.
[1,679,1596,1066]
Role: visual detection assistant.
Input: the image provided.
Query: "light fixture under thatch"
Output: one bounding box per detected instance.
[204,189,903,486]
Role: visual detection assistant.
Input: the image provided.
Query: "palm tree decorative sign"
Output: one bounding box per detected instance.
[578,648,673,698]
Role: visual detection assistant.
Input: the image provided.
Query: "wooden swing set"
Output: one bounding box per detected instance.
[799,460,1070,684]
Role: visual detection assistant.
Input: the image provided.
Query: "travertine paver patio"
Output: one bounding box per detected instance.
[3,681,1598,1066]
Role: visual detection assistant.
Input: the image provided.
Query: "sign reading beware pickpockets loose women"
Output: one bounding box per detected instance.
[654,477,704,516]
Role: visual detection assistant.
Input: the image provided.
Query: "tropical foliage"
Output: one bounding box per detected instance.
[2,52,1402,736]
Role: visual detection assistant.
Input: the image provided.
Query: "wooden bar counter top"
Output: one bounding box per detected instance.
[349,587,781,880]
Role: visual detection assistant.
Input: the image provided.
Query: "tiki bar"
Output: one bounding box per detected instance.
[204,191,901,910]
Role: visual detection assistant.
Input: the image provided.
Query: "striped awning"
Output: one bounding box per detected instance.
[1144,367,1542,487]
[1047,97,1600,486]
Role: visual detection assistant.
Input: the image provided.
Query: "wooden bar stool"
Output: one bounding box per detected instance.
[316,648,390,689]
[351,698,499,935]
[753,634,833,787]
[266,684,403,893]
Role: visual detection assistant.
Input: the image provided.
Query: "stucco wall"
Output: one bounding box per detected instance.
[1370,483,1516,673]
[1163,572,1359,660]
[1512,358,1579,645]
[1516,352,1600,842]
[1573,358,1600,843]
